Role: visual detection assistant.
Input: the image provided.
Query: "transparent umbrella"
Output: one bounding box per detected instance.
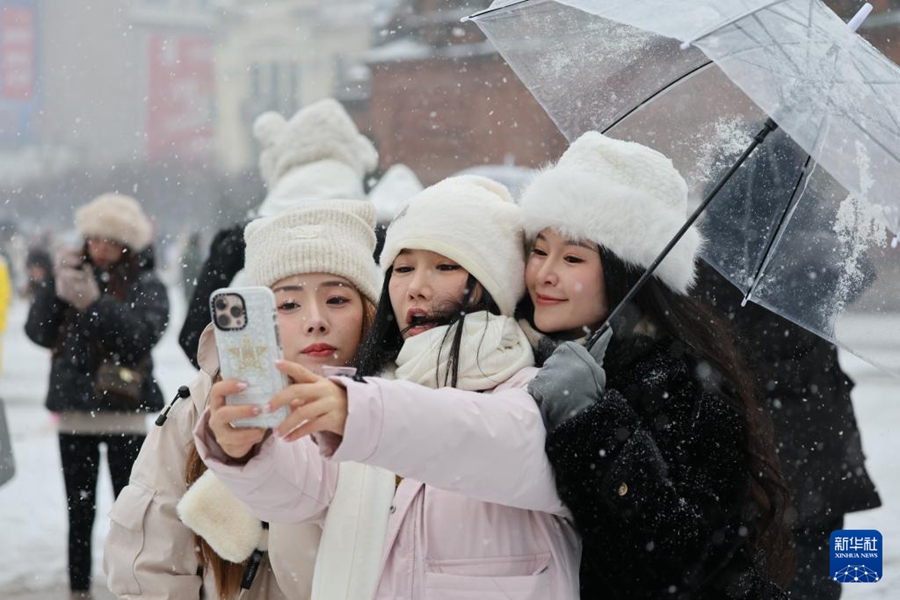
[469,0,900,376]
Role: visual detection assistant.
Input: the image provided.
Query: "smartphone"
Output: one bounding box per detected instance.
[210,286,289,429]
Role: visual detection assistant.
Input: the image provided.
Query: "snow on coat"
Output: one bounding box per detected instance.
[545,318,786,600]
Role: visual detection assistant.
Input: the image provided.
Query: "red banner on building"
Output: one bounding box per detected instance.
[0,5,35,101]
[146,34,214,163]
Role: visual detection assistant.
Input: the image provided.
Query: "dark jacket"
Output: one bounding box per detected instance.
[696,263,881,524]
[25,253,168,413]
[178,221,246,368]
[545,321,785,600]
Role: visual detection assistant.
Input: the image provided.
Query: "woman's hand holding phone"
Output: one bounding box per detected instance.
[207,358,349,456]
[268,360,349,443]
[207,379,268,460]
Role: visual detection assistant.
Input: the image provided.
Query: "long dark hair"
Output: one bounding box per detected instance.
[596,247,794,587]
[81,240,143,300]
[353,268,502,387]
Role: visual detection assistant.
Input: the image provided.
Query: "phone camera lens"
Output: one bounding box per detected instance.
[230,306,242,318]
[216,314,231,328]
[215,297,228,311]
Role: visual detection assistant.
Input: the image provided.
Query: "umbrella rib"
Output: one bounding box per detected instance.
[747,110,834,303]
[683,0,790,47]
[723,16,806,108]
[465,0,537,21]
[841,49,900,136]
[601,60,714,134]
[727,10,900,151]
[743,153,813,299]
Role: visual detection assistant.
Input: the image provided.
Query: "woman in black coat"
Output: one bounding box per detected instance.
[517,132,793,599]
[25,193,168,597]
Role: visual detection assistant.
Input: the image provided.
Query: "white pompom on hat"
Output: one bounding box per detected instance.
[74,193,154,252]
[243,199,380,305]
[520,132,704,295]
[253,99,378,218]
[380,175,526,316]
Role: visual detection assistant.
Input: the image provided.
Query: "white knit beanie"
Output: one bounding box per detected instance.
[520,132,704,295]
[253,99,378,218]
[243,199,380,304]
[380,175,525,316]
[74,193,153,252]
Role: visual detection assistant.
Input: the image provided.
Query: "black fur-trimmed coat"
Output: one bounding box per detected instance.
[544,328,786,600]
[25,254,168,414]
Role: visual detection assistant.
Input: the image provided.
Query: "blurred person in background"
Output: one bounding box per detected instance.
[694,132,881,599]
[0,252,10,375]
[24,193,169,599]
[180,231,205,305]
[178,99,378,368]
[366,163,423,260]
[24,245,54,300]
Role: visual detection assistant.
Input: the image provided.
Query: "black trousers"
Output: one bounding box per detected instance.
[58,433,144,592]
[787,515,845,600]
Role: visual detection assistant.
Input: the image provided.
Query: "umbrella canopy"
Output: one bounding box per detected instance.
[471,0,900,375]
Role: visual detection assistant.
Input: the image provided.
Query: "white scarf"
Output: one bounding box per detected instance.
[394,311,535,390]
[312,312,534,600]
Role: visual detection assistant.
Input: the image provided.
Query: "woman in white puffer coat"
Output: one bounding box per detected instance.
[104,197,380,599]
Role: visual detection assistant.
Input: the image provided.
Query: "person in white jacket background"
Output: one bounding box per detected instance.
[196,175,581,600]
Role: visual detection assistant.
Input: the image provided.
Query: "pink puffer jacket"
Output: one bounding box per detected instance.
[195,367,581,600]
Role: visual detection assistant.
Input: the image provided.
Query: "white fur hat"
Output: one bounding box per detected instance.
[367,164,424,223]
[380,175,525,316]
[253,99,378,218]
[244,199,380,304]
[520,132,703,294]
[74,193,153,252]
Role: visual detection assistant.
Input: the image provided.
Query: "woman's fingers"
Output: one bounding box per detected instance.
[267,382,317,412]
[212,403,263,425]
[282,416,329,443]
[276,359,320,385]
[208,379,247,409]
[275,397,329,438]
[208,378,268,452]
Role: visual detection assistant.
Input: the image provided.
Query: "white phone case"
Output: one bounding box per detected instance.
[210,286,289,429]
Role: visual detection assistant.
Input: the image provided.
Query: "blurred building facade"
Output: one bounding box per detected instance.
[2,0,900,237]
[212,0,375,173]
[365,0,566,185]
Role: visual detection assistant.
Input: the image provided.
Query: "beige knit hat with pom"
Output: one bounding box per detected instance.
[243,199,380,304]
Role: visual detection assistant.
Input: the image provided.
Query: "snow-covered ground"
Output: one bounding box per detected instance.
[0,291,897,597]
[0,292,196,597]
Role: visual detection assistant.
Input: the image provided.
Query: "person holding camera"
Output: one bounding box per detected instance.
[25,193,169,599]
